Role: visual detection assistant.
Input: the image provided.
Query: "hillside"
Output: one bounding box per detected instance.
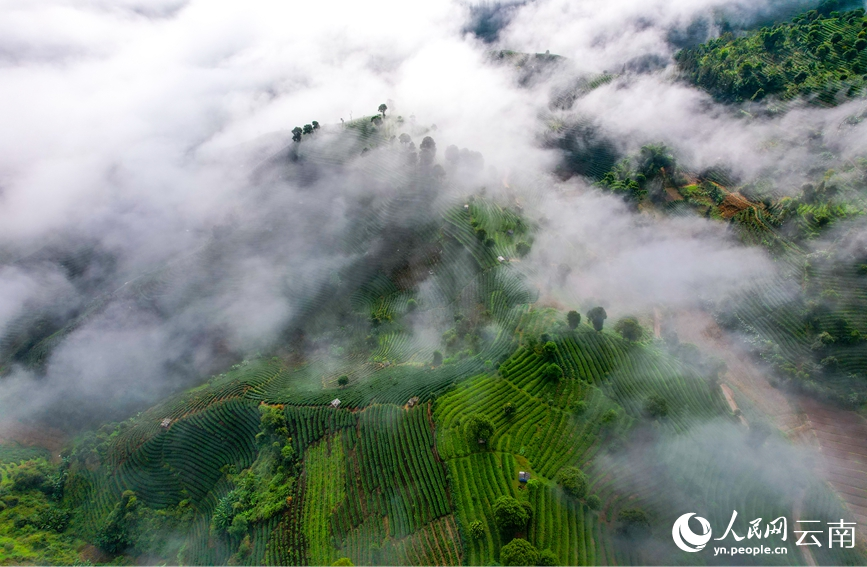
[2,143,864,563]
[6,1,867,566]
[676,6,867,105]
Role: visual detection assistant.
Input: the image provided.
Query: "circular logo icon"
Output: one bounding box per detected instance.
[672,513,712,552]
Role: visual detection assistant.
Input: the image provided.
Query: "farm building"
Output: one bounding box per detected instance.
[407,396,420,407]
[330,398,341,408]
[160,418,171,429]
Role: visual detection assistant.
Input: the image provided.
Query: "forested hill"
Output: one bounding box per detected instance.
[6,2,867,566]
[676,6,867,104]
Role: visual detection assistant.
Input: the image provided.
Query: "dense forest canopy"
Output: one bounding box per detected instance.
[677,5,867,104]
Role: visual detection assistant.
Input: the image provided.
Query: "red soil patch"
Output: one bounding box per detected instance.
[718,192,755,219]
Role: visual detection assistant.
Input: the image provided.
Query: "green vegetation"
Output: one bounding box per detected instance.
[7,61,867,566]
[616,508,650,539]
[593,119,867,407]
[597,144,676,205]
[644,394,669,418]
[538,548,558,565]
[211,404,298,562]
[566,310,581,330]
[492,495,530,536]
[0,458,83,565]
[614,317,643,342]
[499,537,539,566]
[464,414,495,446]
[557,466,588,499]
[502,401,515,417]
[586,307,607,331]
[95,490,139,554]
[677,7,867,104]
[302,436,345,566]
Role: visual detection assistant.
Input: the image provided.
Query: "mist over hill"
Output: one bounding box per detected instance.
[0,0,832,427]
[2,0,867,565]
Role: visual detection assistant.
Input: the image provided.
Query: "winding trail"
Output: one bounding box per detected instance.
[668,309,867,543]
[668,310,800,433]
[720,384,748,426]
[798,396,867,536]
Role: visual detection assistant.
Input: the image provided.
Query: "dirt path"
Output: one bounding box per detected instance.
[797,395,867,539]
[793,487,819,567]
[667,310,802,434]
[720,384,748,426]
[668,309,867,542]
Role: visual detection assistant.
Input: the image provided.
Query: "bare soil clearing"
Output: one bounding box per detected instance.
[667,310,801,433]
[720,384,748,426]
[798,396,867,529]
[670,309,867,539]
[718,192,755,219]
[0,419,68,462]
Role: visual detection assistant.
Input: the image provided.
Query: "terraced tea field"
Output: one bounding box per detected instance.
[24,184,867,567]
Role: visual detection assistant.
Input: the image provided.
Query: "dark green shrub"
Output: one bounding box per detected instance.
[492,496,530,535]
[618,508,651,538]
[587,307,607,331]
[558,467,588,499]
[500,538,539,566]
[503,402,515,418]
[537,549,559,566]
[614,317,643,341]
[645,394,669,418]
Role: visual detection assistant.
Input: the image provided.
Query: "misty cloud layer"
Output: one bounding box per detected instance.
[524,189,773,315]
[1,0,860,428]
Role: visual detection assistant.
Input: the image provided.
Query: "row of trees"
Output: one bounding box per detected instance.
[489,496,545,566]
[566,308,644,340]
[294,103,388,142]
[292,121,320,142]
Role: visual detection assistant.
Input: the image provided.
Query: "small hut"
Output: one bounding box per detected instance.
[518,471,530,483]
[160,418,172,429]
[330,398,341,409]
[407,396,420,408]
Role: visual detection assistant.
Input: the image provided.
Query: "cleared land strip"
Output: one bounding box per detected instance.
[670,309,867,538]
[800,396,867,534]
[668,310,801,432]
